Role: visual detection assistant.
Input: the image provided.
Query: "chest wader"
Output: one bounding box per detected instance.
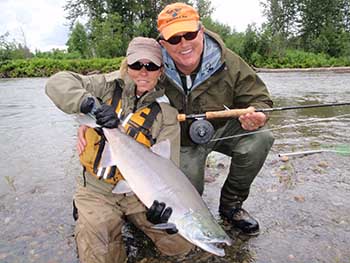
[79,82,161,186]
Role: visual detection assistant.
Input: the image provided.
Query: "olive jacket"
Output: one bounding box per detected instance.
[158,29,273,145]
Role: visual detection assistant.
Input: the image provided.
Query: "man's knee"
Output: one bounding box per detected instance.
[254,129,274,153]
[180,146,207,194]
[234,129,274,161]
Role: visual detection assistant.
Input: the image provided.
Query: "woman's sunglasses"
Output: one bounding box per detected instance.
[162,29,200,45]
[128,61,161,71]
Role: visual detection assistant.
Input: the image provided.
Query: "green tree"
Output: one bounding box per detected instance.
[261,0,300,39]
[0,32,32,61]
[299,0,345,55]
[90,14,124,58]
[241,24,260,63]
[342,0,350,32]
[64,0,192,38]
[191,0,214,19]
[202,17,232,39]
[66,22,90,58]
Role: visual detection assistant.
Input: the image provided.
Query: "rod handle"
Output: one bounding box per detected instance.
[177,114,187,122]
[205,106,256,119]
[177,107,256,122]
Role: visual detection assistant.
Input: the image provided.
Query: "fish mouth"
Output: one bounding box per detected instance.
[194,233,233,246]
[206,237,233,246]
[199,241,228,257]
[193,237,233,257]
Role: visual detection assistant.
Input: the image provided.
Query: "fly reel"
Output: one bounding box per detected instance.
[189,119,215,144]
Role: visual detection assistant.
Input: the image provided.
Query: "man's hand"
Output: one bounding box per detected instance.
[239,112,267,131]
[146,200,178,234]
[94,104,120,128]
[77,125,88,155]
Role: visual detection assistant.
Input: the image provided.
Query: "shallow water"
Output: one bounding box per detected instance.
[0,72,349,262]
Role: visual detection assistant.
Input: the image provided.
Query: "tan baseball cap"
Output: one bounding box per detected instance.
[126,37,162,66]
[157,2,200,40]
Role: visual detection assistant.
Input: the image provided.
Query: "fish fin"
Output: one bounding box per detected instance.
[112,180,133,195]
[151,222,177,230]
[150,139,171,159]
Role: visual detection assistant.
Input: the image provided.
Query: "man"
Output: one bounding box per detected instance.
[156,2,274,235]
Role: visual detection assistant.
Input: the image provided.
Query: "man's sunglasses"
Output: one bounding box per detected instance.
[162,29,200,45]
[128,61,161,71]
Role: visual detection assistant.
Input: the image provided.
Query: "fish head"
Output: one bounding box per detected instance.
[176,209,233,256]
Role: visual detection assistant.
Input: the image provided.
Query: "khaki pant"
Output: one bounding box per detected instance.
[180,119,274,209]
[74,184,193,263]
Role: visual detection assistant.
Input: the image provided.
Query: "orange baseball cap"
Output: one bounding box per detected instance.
[157,2,200,40]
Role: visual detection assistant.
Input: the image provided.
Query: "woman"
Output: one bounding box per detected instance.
[46,37,193,263]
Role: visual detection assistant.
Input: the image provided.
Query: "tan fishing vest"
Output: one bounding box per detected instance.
[79,83,161,185]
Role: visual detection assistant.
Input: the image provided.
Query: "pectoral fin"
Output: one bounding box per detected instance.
[150,139,171,159]
[112,180,133,195]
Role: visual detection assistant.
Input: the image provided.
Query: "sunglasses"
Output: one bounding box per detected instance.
[163,29,200,45]
[128,61,161,71]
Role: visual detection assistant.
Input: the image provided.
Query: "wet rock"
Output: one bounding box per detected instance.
[0,253,8,260]
[317,161,328,168]
[311,166,324,174]
[294,195,305,203]
[280,155,289,162]
[4,217,10,224]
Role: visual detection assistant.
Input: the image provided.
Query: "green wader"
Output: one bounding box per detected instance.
[180,119,274,210]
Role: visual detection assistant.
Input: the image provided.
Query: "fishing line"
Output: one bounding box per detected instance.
[210,113,350,142]
[279,147,350,157]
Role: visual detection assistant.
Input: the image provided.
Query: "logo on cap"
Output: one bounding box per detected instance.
[166,8,182,18]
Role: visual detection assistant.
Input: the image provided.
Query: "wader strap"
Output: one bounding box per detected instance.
[82,167,87,187]
[107,166,117,179]
[93,138,106,174]
[143,102,161,130]
[142,102,161,145]
[111,81,122,108]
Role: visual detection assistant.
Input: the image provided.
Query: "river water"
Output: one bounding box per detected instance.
[0,72,349,262]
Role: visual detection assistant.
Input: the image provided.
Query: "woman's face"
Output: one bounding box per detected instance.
[127,59,162,96]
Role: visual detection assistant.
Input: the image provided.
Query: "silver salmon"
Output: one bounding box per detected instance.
[78,115,232,256]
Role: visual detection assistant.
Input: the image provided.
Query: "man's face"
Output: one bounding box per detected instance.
[159,27,204,75]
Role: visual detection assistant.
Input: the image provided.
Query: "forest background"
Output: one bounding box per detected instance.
[1,0,350,77]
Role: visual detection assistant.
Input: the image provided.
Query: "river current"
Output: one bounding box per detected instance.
[0,72,349,262]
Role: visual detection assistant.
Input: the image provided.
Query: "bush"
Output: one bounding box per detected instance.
[0,57,124,78]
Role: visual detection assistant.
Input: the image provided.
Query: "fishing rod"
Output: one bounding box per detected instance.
[177,102,350,121]
[278,143,350,159]
[177,102,350,144]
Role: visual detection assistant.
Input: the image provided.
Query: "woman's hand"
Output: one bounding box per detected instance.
[77,125,88,155]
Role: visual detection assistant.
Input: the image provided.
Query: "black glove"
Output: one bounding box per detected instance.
[94,104,120,128]
[80,97,96,114]
[146,200,178,234]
